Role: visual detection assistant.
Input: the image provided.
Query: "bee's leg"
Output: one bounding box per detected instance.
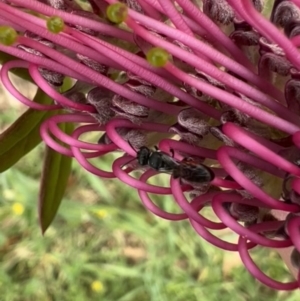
[154,145,159,151]
[172,169,180,179]
[128,140,137,153]
[173,173,184,186]
[170,148,175,158]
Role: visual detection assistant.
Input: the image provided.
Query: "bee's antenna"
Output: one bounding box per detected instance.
[120,140,138,169]
[170,148,175,158]
[127,139,138,154]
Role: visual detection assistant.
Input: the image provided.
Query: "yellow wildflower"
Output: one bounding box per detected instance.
[91,280,104,293]
[95,209,108,219]
[12,202,24,216]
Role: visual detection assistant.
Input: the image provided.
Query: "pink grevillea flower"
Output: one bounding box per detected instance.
[1,0,300,290]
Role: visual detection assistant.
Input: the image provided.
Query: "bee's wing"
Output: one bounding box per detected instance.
[158,152,180,173]
[177,159,215,183]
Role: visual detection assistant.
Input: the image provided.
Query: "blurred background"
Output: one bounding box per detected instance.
[0,76,299,301]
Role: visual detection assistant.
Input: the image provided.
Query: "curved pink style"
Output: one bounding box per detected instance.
[238,221,299,290]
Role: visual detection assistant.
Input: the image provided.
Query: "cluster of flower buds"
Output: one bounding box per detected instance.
[1,0,300,290]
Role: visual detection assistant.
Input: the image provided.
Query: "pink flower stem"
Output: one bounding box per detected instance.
[222,123,300,176]
[292,131,300,150]
[0,44,89,81]
[108,0,286,103]
[68,28,221,119]
[92,37,181,84]
[211,177,242,189]
[16,34,182,116]
[105,118,171,156]
[228,0,300,71]
[142,0,249,68]
[154,0,194,36]
[0,6,122,70]
[156,0,211,62]
[158,138,217,159]
[291,0,300,7]
[76,32,181,83]
[0,3,176,86]
[0,16,23,30]
[287,217,300,252]
[291,35,300,47]
[175,0,254,69]
[292,178,300,195]
[7,0,134,43]
[138,0,208,36]
[92,0,108,14]
[125,16,290,113]
[165,63,300,133]
[28,64,96,112]
[137,0,162,20]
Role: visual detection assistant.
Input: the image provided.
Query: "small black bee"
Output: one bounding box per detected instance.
[136,146,178,173]
[136,146,214,184]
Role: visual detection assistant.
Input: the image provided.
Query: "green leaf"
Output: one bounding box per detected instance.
[0,89,55,172]
[39,121,74,234]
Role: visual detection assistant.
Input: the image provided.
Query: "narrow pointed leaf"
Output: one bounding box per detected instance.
[0,111,53,172]
[39,122,74,234]
[0,89,55,172]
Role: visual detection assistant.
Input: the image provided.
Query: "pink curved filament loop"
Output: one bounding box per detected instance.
[71,124,118,178]
[292,178,300,195]
[0,60,60,110]
[113,155,192,194]
[212,193,293,248]
[171,178,226,229]
[217,146,300,212]
[238,221,299,290]
[287,217,300,252]
[292,131,300,149]
[28,64,97,113]
[40,114,112,157]
[40,119,73,157]
[113,155,172,194]
[190,217,256,252]
[138,169,188,220]
[159,138,217,159]
[45,114,109,150]
[105,118,171,156]
[223,123,300,176]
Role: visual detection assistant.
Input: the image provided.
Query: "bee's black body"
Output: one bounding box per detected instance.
[173,157,215,183]
[137,146,178,173]
[136,146,214,184]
